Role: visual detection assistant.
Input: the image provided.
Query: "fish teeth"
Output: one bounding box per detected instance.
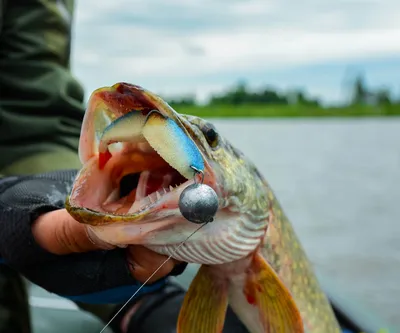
[148,195,155,204]
[162,174,172,188]
[128,195,155,214]
[136,170,150,200]
[108,142,123,154]
[142,196,151,208]
[128,186,174,214]
[104,189,119,205]
[128,200,141,214]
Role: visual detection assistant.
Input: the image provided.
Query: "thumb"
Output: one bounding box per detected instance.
[32,209,114,255]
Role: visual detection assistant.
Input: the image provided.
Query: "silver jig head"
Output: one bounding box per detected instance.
[178,166,218,224]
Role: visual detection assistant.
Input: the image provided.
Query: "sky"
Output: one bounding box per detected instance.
[70,0,400,105]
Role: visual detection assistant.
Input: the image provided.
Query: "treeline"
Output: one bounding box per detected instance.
[165,74,399,109]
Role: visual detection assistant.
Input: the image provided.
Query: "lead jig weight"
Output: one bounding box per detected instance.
[178,166,219,224]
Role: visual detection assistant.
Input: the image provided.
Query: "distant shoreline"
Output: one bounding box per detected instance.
[172,104,400,118]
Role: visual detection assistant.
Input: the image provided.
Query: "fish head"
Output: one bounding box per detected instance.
[66,82,269,265]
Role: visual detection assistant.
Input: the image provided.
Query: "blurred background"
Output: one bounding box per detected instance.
[68,0,399,330]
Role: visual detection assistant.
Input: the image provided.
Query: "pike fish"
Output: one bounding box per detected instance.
[65,82,342,333]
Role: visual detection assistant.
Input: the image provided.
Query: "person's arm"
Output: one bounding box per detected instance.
[0,0,4,35]
[0,0,84,170]
[0,170,185,304]
[0,0,186,306]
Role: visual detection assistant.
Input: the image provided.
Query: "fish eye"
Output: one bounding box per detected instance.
[202,123,219,148]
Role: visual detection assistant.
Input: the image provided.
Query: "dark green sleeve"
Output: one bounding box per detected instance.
[0,4,85,332]
[0,0,85,171]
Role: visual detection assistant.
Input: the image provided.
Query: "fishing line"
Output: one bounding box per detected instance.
[99,222,208,333]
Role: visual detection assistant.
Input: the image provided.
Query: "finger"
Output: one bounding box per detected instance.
[126,246,182,283]
[32,209,114,255]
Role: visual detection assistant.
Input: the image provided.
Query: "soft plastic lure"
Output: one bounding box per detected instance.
[98,110,203,179]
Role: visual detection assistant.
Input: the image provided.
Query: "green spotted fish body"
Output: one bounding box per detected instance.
[261,189,340,332]
[66,82,341,333]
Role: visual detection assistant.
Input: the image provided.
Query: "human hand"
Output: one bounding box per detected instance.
[0,170,186,304]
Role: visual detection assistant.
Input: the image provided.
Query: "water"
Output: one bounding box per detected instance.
[210,118,400,329]
[30,118,400,332]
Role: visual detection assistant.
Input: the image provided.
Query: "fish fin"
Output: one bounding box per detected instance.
[177,264,228,333]
[230,252,304,333]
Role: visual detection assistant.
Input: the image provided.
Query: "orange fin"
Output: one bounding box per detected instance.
[236,252,304,332]
[177,264,228,333]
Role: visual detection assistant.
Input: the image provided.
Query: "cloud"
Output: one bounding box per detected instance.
[70,0,400,103]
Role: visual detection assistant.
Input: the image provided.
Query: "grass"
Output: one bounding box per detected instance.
[170,103,400,118]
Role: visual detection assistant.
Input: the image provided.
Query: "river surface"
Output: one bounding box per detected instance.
[30,118,400,332]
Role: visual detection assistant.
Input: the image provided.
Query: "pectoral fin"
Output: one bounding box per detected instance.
[231,252,304,333]
[177,264,228,333]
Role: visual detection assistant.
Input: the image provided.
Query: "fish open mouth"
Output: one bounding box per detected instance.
[95,142,193,216]
[67,83,213,226]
